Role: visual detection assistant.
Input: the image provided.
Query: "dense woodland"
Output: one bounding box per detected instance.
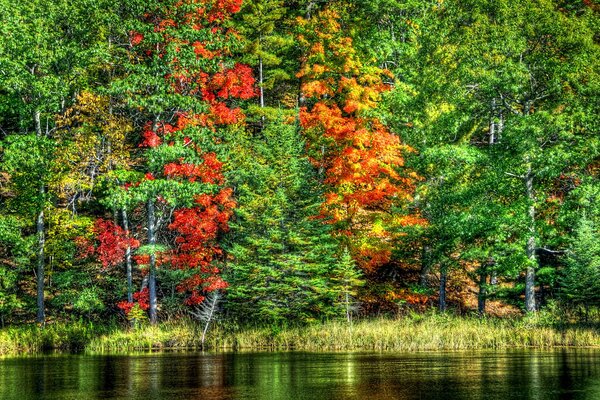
[0,0,598,329]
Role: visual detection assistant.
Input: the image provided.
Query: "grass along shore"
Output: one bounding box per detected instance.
[1,314,599,355]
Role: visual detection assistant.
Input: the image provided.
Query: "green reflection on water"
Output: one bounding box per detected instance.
[0,350,598,400]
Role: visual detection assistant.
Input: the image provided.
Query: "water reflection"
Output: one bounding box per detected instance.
[0,350,598,399]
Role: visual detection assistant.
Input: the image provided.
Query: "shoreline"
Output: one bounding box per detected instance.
[2,315,599,356]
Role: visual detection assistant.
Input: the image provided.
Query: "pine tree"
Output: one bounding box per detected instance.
[224,118,341,323]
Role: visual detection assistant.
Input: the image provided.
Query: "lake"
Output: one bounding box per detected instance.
[0,350,599,399]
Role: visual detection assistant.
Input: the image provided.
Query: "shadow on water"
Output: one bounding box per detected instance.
[0,349,599,400]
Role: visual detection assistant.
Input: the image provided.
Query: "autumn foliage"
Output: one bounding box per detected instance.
[115,0,254,309]
[93,219,140,269]
[297,8,424,272]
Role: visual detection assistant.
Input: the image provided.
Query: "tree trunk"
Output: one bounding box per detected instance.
[345,290,351,324]
[147,200,158,325]
[439,266,447,312]
[122,208,133,303]
[525,163,537,312]
[478,272,487,316]
[34,109,46,325]
[259,56,264,109]
[489,98,496,145]
[36,206,45,324]
[34,109,42,137]
[419,245,431,287]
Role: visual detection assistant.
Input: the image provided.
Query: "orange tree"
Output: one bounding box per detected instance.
[297,6,424,274]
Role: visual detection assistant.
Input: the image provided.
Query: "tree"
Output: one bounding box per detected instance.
[108,0,254,324]
[235,0,295,113]
[330,246,363,324]
[560,217,600,317]
[224,118,342,323]
[0,0,117,323]
[297,6,424,273]
[381,0,600,312]
[448,0,600,311]
[0,215,27,327]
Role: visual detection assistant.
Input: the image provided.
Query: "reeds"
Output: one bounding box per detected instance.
[87,313,600,353]
[3,313,599,355]
[0,320,101,355]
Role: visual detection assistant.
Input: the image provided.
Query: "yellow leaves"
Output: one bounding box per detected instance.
[424,101,454,123]
[302,80,333,98]
[53,92,134,201]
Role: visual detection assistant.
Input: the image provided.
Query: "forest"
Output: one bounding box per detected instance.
[0,0,598,340]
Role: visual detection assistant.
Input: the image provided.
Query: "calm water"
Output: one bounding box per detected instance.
[0,350,599,399]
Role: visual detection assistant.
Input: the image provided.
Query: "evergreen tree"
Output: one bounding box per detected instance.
[224,118,342,323]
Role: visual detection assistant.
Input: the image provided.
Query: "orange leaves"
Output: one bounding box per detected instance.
[211,64,256,100]
[130,31,144,46]
[300,101,411,215]
[208,102,245,125]
[297,6,423,271]
[301,80,334,98]
[192,41,216,59]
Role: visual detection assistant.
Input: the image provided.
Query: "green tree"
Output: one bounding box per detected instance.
[560,217,600,317]
[224,118,342,323]
[330,246,363,324]
[0,0,118,323]
[0,215,27,327]
[383,0,599,312]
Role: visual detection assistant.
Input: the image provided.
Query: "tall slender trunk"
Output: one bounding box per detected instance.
[439,266,447,312]
[419,245,431,287]
[36,206,45,324]
[478,272,487,316]
[122,208,133,303]
[318,144,326,179]
[525,162,537,312]
[259,56,264,109]
[345,289,351,324]
[34,109,42,137]
[34,109,46,324]
[489,98,496,145]
[201,292,220,347]
[147,200,158,324]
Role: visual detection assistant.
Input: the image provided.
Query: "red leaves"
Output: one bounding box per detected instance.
[130,31,144,46]
[128,0,250,311]
[197,64,256,126]
[184,291,205,305]
[141,130,161,148]
[117,288,150,315]
[163,152,224,184]
[134,288,150,310]
[211,64,256,100]
[206,0,242,22]
[117,300,134,315]
[93,219,140,269]
[169,188,234,261]
[168,186,234,303]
